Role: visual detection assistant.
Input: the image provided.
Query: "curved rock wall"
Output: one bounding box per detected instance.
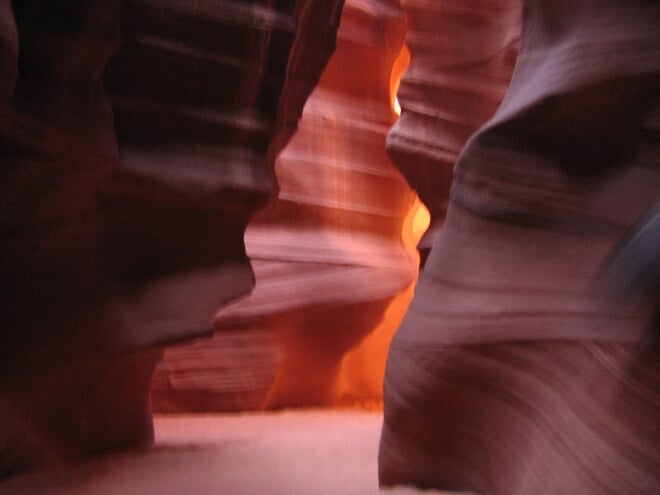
[1,1,132,476]
[151,0,424,411]
[102,0,346,349]
[379,1,660,494]
[0,0,342,477]
[386,0,520,261]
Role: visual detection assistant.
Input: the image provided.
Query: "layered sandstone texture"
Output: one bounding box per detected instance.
[386,0,520,260]
[380,1,660,494]
[151,0,425,412]
[0,0,343,477]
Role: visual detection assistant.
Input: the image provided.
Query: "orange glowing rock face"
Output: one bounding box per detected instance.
[389,44,410,117]
[152,0,428,411]
[336,198,429,404]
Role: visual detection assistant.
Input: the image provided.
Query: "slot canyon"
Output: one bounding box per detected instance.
[1,1,658,494]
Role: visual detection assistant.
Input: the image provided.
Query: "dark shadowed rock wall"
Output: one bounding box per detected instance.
[0,0,343,477]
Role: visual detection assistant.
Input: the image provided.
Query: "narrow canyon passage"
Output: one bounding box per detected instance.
[150,0,426,413]
[1,0,657,493]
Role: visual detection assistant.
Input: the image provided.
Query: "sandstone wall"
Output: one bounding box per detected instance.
[0,0,343,476]
[151,0,424,411]
[379,1,660,494]
[387,0,520,261]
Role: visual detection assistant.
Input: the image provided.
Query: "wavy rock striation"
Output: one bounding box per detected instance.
[380,1,660,494]
[386,0,520,262]
[0,0,342,477]
[151,0,423,412]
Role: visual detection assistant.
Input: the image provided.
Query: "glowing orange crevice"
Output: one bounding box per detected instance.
[389,44,410,116]
[335,40,429,406]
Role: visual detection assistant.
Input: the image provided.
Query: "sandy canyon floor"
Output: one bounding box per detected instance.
[0,409,473,495]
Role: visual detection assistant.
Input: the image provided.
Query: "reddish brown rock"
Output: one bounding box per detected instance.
[101,0,346,348]
[380,1,660,494]
[387,0,520,261]
[0,0,342,477]
[151,0,425,411]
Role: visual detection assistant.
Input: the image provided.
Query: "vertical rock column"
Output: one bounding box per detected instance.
[380,1,660,494]
[387,0,520,262]
[151,0,422,411]
[0,0,343,477]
